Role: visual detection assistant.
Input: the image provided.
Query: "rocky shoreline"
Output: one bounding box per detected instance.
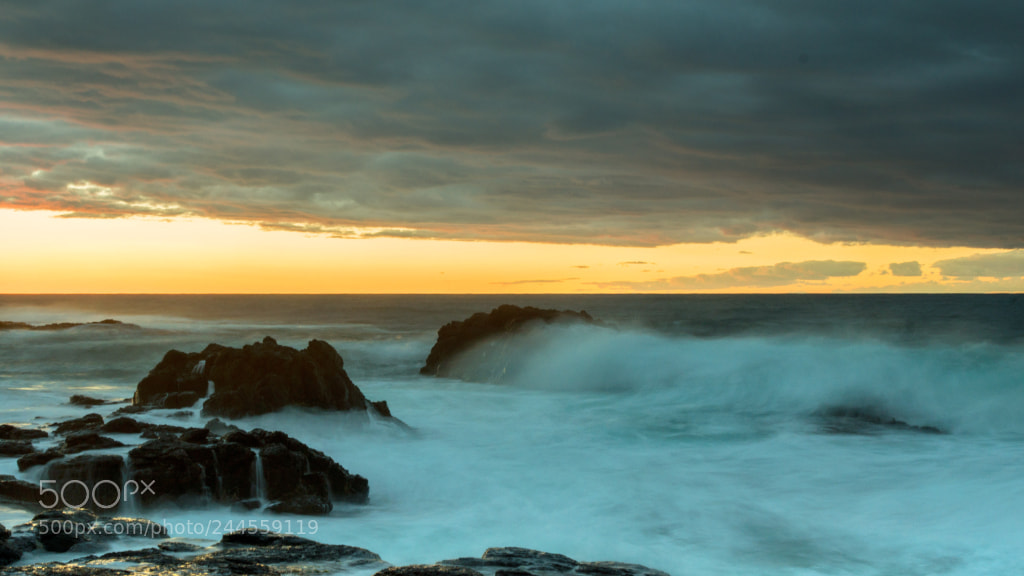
[0,526,669,575]
[0,307,670,574]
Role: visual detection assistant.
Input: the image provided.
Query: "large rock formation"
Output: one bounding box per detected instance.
[132,337,388,419]
[420,305,595,377]
[127,426,367,515]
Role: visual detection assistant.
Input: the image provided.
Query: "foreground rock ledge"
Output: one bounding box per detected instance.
[420,305,595,377]
[1,530,670,576]
[133,336,393,419]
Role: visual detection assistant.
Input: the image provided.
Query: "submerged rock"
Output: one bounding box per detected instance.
[420,305,595,377]
[132,337,392,420]
[815,406,945,435]
[439,547,670,576]
[0,319,136,332]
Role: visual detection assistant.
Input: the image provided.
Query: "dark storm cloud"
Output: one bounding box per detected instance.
[934,250,1024,279]
[597,260,866,291]
[888,261,922,277]
[1,1,1021,246]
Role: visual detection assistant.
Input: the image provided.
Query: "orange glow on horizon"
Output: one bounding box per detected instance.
[0,209,1016,294]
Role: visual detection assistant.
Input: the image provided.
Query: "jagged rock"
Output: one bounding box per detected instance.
[131,337,389,419]
[53,414,104,435]
[126,428,364,514]
[18,449,63,471]
[100,417,146,435]
[0,424,48,441]
[70,395,107,408]
[250,429,368,503]
[0,441,36,456]
[420,305,595,377]
[440,547,670,576]
[180,428,212,444]
[44,455,125,512]
[62,432,126,455]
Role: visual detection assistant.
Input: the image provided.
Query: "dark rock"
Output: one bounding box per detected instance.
[211,529,383,565]
[251,429,368,503]
[816,406,946,435]
[62,432,126,455]
[0,318,136,332]
[163,393,201,409]
[266,473,331,515]
[44,455,125,512]
[0,424,48,440]
[377,566,485,576]
[0,474,42,508]
[132,349,210,409]
[70,395,107,407]
[0,440,36,456]
[128,438,212,507]
[133,337,386,419]
[53,414,104,435]
[420,305,595,376]
[214,443,256,501]
[371,400,392,418]
[204,418,240,436]
[222,429,261,448]
[30,508,98,552]
[18,449,63,471]
[0,539,20,567]
[111,404,149,416]
[441,548,669,576]
[159,540,203,552]
[180,428,212,444]
[100,417,146,435]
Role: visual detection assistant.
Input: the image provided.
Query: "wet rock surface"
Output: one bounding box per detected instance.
[420,305,596,377]
[126,426,367,514]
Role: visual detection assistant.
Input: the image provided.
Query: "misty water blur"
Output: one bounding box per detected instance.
[0,295,1022,575]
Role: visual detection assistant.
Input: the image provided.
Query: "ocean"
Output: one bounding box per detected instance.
[0,294,1022,575]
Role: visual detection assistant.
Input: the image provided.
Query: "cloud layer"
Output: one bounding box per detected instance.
[599,260,866,291]
[1,1,1022,247]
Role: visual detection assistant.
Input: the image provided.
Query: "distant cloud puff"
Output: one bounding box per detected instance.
[888,261,922,277]
[599,260,866,291]
[934,250,1024,279]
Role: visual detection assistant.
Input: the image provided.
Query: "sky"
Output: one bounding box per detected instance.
[1,1,1022,293]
